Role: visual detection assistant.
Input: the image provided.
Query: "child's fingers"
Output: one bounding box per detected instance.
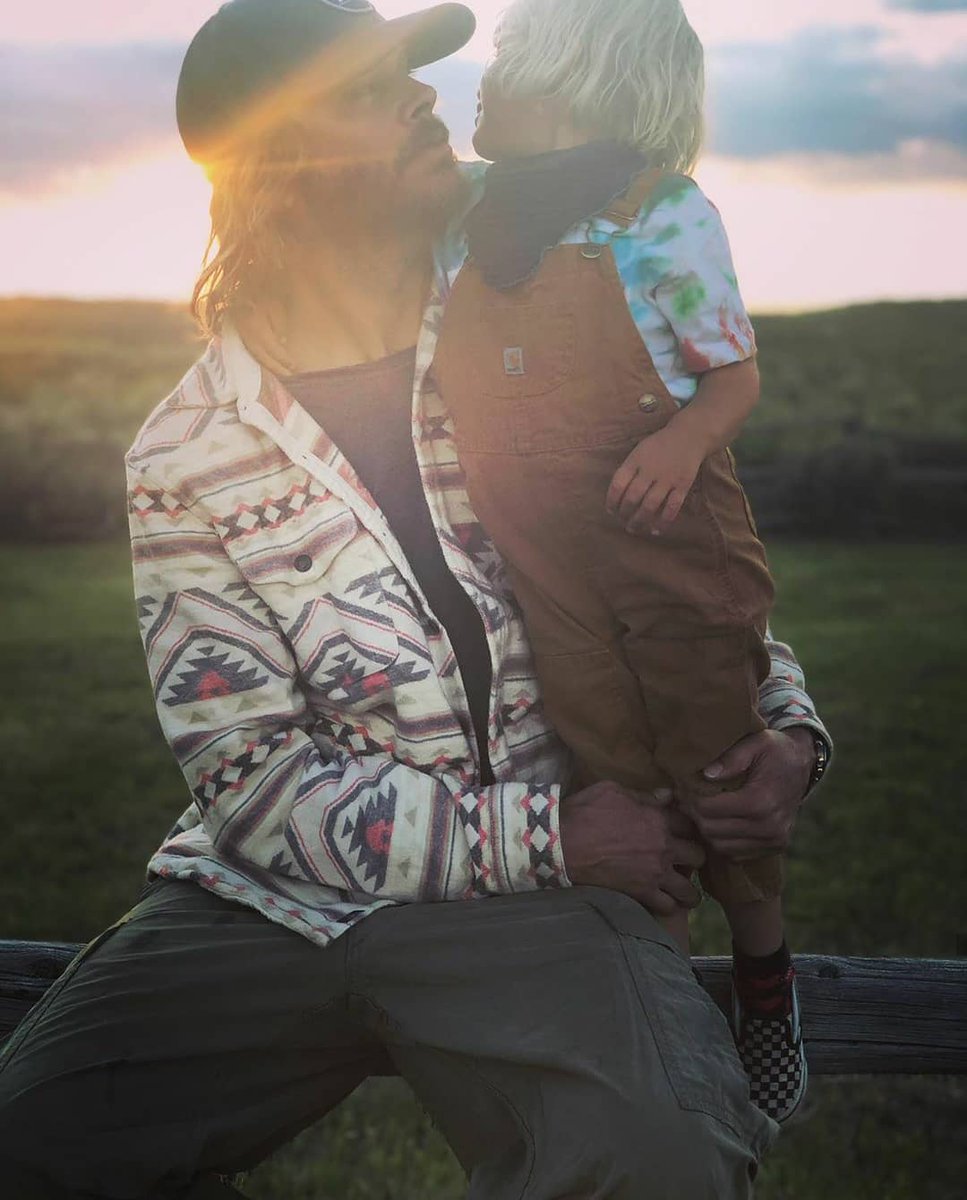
[615,474,656,524]
[626,485,671,534]
[620,481,660,527]
[606,462,638,516]
[649,487,688,534]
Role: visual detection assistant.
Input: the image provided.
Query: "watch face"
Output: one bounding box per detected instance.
[812,735,828,778]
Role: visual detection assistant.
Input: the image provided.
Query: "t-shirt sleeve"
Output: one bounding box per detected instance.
[642,180,757,375]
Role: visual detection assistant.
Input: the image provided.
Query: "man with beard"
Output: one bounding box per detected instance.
[0,3,829,1196]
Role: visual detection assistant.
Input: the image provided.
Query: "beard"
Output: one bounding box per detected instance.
[294,117,467,240]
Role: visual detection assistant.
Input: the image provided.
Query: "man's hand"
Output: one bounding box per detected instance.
[677,728,815,861]
[606,425,705,536]
[559,781,706,916]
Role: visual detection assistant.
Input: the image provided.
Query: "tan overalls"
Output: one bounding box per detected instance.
[432,171,782,904]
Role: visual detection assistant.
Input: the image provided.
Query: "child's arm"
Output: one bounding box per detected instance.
[606,356,760,535]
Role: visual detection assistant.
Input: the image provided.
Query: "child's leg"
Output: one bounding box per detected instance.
[704,853,806,1122]
[722,893,784,958]
[700,850,788,968]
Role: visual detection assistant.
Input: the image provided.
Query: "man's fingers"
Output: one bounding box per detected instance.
[702,732,763,783]
[635,786,674,808]
[666,807,700,837]
[696,802,788,843]
[635,876,700,916]
[658,870,702,909]
[694,817,764,842]
[638,888,680,917]
[707,840,771,861]
[690,790,770,821]
[669,835,705,870]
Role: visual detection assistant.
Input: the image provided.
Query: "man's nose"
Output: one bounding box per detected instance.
[404,76,438,121]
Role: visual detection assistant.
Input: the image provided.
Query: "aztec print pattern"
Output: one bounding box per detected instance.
[125,220,829,949]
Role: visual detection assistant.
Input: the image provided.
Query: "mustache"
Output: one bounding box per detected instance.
[398,117,452,167]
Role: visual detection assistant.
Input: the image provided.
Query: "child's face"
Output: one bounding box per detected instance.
[472,63,569,162]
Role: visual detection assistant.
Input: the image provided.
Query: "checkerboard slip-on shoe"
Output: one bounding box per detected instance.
[732,972,808,1124]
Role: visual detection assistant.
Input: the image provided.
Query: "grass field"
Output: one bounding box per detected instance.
[1,539,965,1197]
[2,297,965,541]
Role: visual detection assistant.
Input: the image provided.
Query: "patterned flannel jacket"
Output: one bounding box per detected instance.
[126,236,830,949]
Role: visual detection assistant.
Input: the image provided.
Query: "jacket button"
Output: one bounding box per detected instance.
[294,554,313,573]
[638,394,660,412]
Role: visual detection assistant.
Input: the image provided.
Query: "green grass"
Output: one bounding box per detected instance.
[0,543,186,937]
[692,541,967,959]
[1,297,965,541]
[1,539,964,1197]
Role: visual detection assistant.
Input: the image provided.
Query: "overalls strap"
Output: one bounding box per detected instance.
[601,168,676,228]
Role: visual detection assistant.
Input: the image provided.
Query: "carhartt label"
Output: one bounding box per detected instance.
[503,347,525,376]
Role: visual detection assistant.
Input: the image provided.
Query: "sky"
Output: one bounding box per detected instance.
[1,0,965,311]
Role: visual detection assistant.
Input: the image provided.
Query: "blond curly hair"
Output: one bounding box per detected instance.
[487,0,705,172]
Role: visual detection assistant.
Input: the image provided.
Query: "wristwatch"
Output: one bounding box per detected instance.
[803,730,830,798]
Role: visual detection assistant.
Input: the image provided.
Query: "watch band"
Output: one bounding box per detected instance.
[804,730,830,797]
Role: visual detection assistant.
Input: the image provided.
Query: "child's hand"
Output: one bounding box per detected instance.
[606,427,706,535]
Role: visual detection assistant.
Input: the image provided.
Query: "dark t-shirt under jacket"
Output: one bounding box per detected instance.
[284,347,494,784]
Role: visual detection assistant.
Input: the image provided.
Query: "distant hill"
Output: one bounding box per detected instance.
[0,296,964,540]
[750,299,967,459]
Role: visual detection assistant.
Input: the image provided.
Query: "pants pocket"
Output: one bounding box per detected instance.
[584,890,777,1154]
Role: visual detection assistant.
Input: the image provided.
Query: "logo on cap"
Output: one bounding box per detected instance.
[319,0,375,11]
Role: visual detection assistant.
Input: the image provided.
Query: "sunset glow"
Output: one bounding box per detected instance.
[2,0,965,310]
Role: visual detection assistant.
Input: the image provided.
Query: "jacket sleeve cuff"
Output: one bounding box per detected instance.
[460,783,571,895]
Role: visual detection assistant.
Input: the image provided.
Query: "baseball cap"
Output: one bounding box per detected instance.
[176,0,476,161]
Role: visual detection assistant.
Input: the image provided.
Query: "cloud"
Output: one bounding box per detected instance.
[2,25,965,195]
[885,1,967,11]
[707,140,967,188]
[423,30,967,182]
[0,42,181,192]
[424,30,967,174]
[706,26,967,163]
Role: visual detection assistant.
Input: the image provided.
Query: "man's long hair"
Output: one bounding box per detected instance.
[192,124,308,337]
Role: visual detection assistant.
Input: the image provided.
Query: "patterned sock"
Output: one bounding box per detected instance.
[732,940,794,1019]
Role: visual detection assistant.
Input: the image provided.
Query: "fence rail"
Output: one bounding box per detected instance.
[1,941,964,1075]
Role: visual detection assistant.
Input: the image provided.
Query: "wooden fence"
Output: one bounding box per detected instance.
[1,941,964,1075]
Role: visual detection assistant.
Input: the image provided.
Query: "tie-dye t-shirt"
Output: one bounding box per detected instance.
[439,167,755,407]
[557,174,756,405]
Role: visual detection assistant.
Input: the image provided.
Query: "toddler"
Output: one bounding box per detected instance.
[432,0,809,1122]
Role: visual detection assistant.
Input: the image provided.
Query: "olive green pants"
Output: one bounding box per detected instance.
[0,879,775,1198]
